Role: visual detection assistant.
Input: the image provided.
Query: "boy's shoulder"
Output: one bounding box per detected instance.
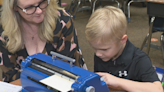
[122,40,149,63]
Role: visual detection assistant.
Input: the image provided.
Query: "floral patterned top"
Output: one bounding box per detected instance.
[0,10,87,82]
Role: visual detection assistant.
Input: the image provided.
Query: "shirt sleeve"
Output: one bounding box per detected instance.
[52,10,87,70]
[135,55,160,82]
[0,27,21,82]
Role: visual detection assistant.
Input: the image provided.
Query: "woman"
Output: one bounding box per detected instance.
[0,0,87,82]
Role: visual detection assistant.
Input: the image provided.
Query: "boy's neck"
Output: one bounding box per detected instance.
[112,43,126,61]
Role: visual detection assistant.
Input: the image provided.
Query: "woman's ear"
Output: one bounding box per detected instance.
[121,34,127,44]
[14,7,18,11]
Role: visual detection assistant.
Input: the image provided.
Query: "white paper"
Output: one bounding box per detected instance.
[157,72,163,81]
[0,81,22,92]
[40,74,75,92]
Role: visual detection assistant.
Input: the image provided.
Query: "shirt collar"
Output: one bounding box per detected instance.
[114,39,135,66]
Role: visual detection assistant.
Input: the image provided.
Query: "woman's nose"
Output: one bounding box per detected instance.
[35,7,42,14]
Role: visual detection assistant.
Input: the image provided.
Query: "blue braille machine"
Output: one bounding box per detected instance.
[21,51,109,92]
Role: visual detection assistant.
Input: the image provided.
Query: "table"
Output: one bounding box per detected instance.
[146,0,164,4]
[10,79,21,86]
[146,0,164,17]
[10,79,126,92]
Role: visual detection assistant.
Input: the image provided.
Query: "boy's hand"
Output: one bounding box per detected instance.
[97,72,120,87]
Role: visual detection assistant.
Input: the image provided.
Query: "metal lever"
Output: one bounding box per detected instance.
[50,51,75,67]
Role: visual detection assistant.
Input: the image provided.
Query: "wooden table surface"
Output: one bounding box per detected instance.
[146,0,164,4]
[10,79,126,92]
[10,79,21,86]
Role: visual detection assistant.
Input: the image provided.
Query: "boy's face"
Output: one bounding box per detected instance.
[89,40,125,62]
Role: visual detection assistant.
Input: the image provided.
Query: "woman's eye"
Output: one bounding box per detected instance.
[101,49,107,51]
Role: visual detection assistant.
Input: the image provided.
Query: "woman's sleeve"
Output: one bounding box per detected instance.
[53,10,87,70]
[0,30,20,82]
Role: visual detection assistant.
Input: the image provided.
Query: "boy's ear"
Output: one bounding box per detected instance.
[121,35,127,44]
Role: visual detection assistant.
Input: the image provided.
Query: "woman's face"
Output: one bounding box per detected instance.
[16,0,48,24]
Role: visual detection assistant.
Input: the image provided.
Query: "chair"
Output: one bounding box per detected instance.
[67,0,92,18]
[92,0,120,13]
[140,1,164,63]
[140,16,164,63]
[127,0,146,22]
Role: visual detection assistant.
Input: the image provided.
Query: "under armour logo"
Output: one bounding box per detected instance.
[119,71,128,77]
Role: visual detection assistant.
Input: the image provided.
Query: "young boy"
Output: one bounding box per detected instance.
[85,6,163,92]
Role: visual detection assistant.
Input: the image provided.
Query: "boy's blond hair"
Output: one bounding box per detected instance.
[85,6,127,43]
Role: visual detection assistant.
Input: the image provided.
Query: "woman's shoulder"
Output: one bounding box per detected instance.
[54,9,74,33]
[57,9,72,23]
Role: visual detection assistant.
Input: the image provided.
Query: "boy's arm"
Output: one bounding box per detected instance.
[117,76,163,92]
[97,72,163,92]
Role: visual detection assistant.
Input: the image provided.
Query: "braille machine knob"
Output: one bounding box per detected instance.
[86,86,95,92]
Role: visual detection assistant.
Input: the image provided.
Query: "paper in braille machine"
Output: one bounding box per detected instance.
[21,51,109,92]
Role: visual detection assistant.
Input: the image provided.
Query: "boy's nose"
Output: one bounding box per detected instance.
[95,51,102,57]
